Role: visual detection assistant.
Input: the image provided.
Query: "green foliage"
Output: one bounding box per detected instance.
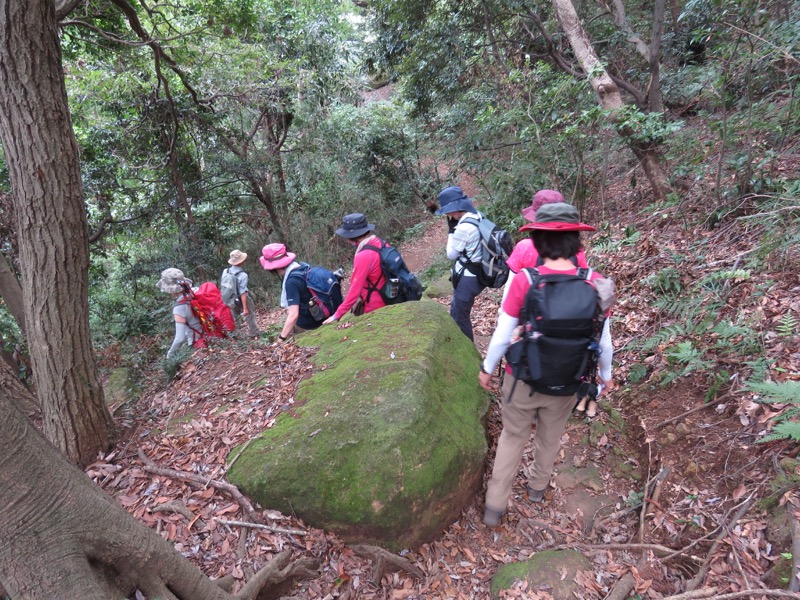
[748,381,800,443]
[613,106,685,145]
[644,267,683,296]
[777,314,798,337]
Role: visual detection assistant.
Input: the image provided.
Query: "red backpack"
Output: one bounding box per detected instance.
[179,282,235,346]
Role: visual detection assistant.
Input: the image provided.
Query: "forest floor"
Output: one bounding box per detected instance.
[97,175,800,599]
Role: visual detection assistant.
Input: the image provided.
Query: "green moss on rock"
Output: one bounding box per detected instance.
[490,550,592,599]
[227,301,490,549]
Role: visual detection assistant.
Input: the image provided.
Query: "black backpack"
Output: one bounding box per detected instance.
[461,216,513,288]
[505,268,605,396]
[360,238,423,305]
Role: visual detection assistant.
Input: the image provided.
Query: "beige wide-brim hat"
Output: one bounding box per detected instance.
[228,249,248,266]
[157,268,190,294]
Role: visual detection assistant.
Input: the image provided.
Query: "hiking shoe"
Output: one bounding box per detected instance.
[483,507,504,527]
[527,486,546,503]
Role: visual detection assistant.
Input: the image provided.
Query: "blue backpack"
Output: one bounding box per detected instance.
[291,264,343,321]
[360,238,423,305]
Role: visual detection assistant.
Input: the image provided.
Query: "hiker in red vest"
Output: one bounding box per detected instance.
[322,213,387,323]
[157,267,202,359]
[478,203,615,527]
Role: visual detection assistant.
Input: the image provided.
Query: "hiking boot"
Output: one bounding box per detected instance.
[527,486,546,503]
[483,507,504,527]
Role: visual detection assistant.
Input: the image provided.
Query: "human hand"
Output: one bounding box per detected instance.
[598,377,615,395]
[322,315,338,325]
[479,370,493,391]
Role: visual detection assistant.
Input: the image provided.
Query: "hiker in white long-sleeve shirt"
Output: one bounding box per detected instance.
[436,186,486,341]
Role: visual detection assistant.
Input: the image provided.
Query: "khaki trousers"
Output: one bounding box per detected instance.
[233,294,260,337]
[485,376,575,512]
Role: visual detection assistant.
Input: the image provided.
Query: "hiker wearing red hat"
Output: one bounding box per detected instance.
[479,202,616,527]
[502,191,590,306]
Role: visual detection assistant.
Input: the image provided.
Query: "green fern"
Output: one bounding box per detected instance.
[749,380,800,444]
[777,314,798,337]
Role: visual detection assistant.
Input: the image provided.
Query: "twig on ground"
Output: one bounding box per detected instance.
[686,495,755,591]
[664,590,800,600]
[654,395,730,430]
[216,518,308,536]
[138,448,258,521]
[775,455,800,592]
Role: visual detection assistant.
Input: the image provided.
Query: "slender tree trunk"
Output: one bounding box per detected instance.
[0,0,113,465]
[647,0,667,112]
[0,251,26,334]
[552,0,672,200]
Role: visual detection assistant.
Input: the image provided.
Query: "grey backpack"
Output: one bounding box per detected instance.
[219,268,241,310]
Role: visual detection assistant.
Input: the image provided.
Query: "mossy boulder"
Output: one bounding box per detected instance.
[490,550,591,599]
[227,300,490,549]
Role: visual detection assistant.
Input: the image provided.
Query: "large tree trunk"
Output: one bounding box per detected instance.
[0,0,113,465]
[0,393,314,600]
[552,0,672,200]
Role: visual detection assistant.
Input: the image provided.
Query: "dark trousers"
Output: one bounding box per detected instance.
[450,273,484,341]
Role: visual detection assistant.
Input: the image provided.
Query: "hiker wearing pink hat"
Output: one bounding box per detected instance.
[260,243,343,342]
[479,202,615,527]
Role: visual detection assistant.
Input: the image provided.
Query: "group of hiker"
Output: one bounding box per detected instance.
[156,211,423,358]
[156,184,616,529]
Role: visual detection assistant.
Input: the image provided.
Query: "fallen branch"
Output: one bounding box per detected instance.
[664,590,800,600]
[549,542,677,557]
[351,543,425,587]
[654,397,728,430]
[138,448,257,521]
[774,455,800,592]
[216,518,308,537]
[686,495,754,590]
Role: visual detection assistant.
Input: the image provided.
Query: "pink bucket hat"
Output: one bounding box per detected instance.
[259,243,296,270]
[521,189,566,222]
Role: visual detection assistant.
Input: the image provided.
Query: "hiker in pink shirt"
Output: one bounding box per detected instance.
[323,213,387,323]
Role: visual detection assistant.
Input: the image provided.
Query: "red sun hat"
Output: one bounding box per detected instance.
[518,202,596,232]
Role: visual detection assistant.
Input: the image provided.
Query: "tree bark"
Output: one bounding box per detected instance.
[0,393,315,600]
[0,0,114,465]
[647,0,667,113]
[552,0,672,200]
[0,250,26,334]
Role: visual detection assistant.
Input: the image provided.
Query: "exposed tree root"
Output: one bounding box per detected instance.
[350,544,425,587]
[137,448,258,520]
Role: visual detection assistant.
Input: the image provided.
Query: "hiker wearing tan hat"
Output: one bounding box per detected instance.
[219,249,261,338]
[157,267,203,358]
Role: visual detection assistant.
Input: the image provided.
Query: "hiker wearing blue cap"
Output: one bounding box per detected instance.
[435,186,485,341]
